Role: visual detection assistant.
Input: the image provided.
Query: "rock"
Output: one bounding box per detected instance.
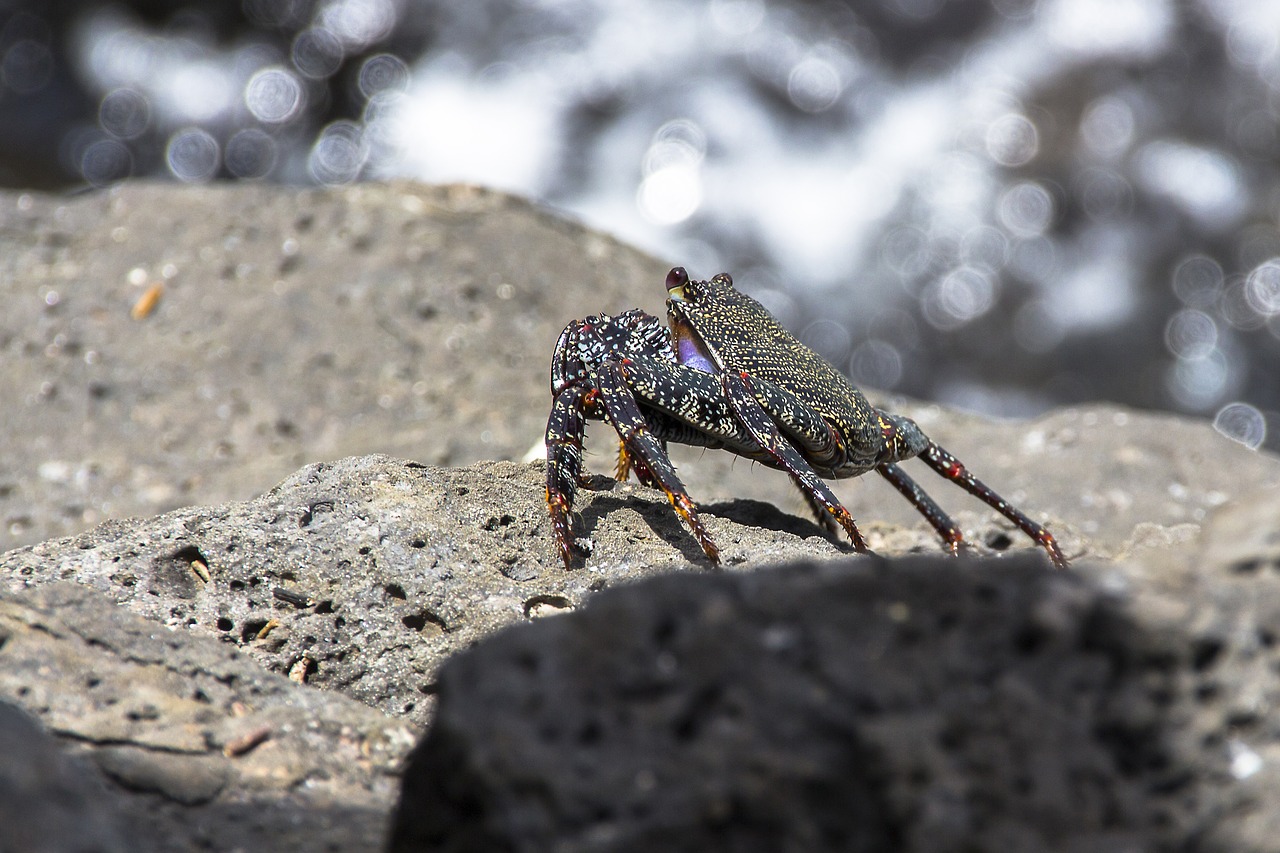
[0,456,870,728]
[5,183,1273,564]
[92,746,230,806]
[0,700,130,853]
[0,581,418,851]
[388,548,1274,852]
[3,181,1280,851]
[0,181,669,552]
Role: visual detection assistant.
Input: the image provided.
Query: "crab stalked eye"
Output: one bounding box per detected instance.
[711,272,733,288]
[665,267,691,300]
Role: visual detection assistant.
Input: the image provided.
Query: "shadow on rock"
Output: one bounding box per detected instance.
[389,554,1235,852]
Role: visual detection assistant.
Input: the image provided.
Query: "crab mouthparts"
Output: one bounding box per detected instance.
[670,314,717,373]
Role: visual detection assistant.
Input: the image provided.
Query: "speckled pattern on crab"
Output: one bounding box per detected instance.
[545,267,1067,569]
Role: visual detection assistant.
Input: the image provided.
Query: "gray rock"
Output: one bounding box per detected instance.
[93,746,230,806]
[0,182,668,552]
[0,581,417,851]
[4,181,1280,852]
[1,456,867,729]
[3,447,1279,851]
[5,183,1273,564]
[388,547,1272,852]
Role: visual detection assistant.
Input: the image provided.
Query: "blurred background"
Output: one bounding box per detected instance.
[2,0,1278,450]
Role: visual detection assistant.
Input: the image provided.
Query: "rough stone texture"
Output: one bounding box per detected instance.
[0,181,666,552]
[0,581,417,852]
[3,182,1280,851]
[388,557,1187,852]
[386,473,1280,852]
[3,456,853,728]
[3,440,1278,850]
[6,405,1271,729]
[4,182,1267,561]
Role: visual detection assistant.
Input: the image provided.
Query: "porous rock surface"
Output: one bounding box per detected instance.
[2,182,1280,851]
[4,456,851,731]
[389,556,1189,852]
[0,180,666,553]
[0,581,414,852]
[3,181,1255,558]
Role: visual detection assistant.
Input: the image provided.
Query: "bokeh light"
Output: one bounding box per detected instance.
[1245,258,1280,317]
[1166,349,1233,411]
[923,267,997,330]
[358,53,409,99]
[985,113,1039,167]
[1079,96,1135,157]
[166,127,220,182]
[799,318,853,363]
[1136,140,1245,229]
[638,119,706,226]
[1213,402,1267,449]
[292,27,344,79]
[308,121,366,185]
[787,55,844,114]
[81,138,132,186]
[3,37,53,94]
[1172,255,1224,309]
[317,0,396,51]
[245,67,304,124]
[709,0,766,36]
[997,182,1054,237]
[848,339,903,390]
[99,88,150,139]
[1076,168,1133,221]
[1164,309,1219,361]
[225,129,277,179]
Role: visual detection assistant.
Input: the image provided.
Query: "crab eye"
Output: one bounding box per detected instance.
[665,267,690,295]
[711,273,733,288]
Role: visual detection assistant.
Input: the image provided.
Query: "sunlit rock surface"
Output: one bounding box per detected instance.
[2,180,1279,850]
[2,181,1271,554]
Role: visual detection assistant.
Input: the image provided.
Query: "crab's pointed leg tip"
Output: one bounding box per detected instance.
[1039,535,1070,568]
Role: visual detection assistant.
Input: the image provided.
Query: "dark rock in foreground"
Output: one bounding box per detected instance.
[0,700,129,853]
[389,556,1211,852]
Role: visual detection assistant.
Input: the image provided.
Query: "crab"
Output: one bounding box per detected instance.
[544,267,1068,570]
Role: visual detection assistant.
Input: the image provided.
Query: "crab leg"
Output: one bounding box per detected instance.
[594,362,721,564]
[615,435,670,489]
[609,358,872,553]
[916,441,1068,570]
[605,358,858,547]
[735,376,859,471]
[545,384,594,566]
[718,371,872,554]
[876,462,967,556]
